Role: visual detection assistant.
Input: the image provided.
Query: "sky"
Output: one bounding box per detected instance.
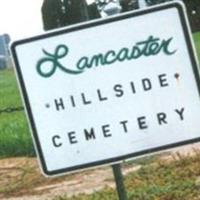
[0,0,94,41]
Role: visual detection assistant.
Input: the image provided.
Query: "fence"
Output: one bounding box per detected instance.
[0,106,24,115]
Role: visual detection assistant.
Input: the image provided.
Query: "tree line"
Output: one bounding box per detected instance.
[41,0,200,32]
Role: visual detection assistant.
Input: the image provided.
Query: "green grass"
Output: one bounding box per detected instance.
[0,33,199,158]
[0,69,22,107]
[0,152,199,199]
[0,69,35,157]
[53,153,200,200]
[193,32,200,62]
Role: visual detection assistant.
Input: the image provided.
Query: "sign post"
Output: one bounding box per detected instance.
[11,1,200,179]
[112,164,128,200]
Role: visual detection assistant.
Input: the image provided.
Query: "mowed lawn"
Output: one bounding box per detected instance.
[0,69,34,157]
[0,33,200,158]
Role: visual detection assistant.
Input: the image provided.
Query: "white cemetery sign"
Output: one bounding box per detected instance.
[11,2,200,176]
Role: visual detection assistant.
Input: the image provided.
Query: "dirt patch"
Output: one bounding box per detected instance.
[0,157,140,200]
[0,143,200,200]
[161,142,200,161]
[0,157,68,199]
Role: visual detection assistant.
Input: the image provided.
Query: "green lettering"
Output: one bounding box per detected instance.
[130,46,142,59]
[162,37,177,55]
[77,57,89,70]
[89,54,104,68]
[117,48,129,61]
[104,50,117,64]
[37,36,177,78]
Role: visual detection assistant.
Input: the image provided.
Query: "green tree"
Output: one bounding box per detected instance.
[42,0,63,30]
[42,0,89,31]
[182,0,200,32]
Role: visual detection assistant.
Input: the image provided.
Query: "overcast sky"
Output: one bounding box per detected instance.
[0,0,94,41]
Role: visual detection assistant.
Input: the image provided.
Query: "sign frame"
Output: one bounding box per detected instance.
[11,1,200,176]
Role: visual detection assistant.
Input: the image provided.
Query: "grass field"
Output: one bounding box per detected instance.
[0,70,35,157]
[56,153,200,200]
[0,33,200,158]
[0,152,200,200]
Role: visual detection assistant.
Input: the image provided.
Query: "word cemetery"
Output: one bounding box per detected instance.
[52,106,185,147]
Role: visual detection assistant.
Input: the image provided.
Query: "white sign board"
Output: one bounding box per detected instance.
[11,2,200,176]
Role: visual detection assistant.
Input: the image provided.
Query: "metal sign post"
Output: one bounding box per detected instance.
[112,164,128,200]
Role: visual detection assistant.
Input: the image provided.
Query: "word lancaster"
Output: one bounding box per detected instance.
[36,35,176,77]
[52,107,185,147]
